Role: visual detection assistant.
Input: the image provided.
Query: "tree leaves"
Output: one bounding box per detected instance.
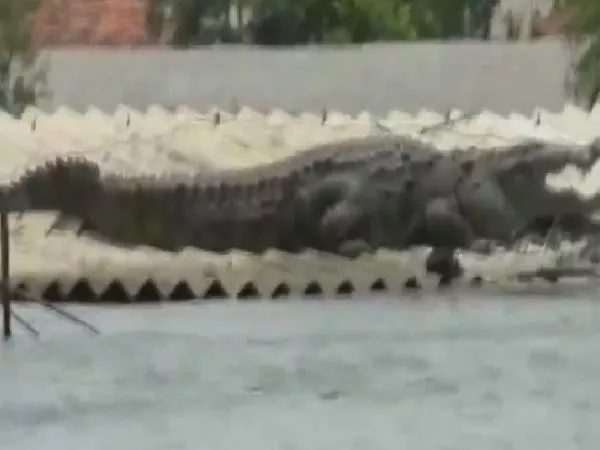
[0,0,45,116]
[157,0,500,45]
[556,0,600,110]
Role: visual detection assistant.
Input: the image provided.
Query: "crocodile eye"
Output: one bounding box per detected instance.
[460,160,474,176]
[512,160,532,175]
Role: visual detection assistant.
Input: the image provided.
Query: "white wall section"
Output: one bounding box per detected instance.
[1,104,597,293]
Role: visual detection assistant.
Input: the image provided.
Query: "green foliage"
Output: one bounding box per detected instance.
[146,0,169,41]
[0,0,47,117]
[146,0,241,46]
[407,0,466,38]
[556,0,600,110]
[151,0,501,46]
[249,0,447,43]
[249,0,501,44]
[331,0,416,42]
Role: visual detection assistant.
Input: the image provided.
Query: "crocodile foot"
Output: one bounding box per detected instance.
[426,247,463,286]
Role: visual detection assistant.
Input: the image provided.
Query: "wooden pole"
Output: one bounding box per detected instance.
[1,211,10,340]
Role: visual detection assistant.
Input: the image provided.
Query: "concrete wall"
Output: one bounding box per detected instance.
[43,39,576,115]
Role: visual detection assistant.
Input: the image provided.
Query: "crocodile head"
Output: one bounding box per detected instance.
[493,140,600,223]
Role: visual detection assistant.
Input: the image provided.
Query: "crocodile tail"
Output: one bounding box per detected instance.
[14,156,102,216]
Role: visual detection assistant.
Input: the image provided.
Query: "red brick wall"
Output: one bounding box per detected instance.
[31,0,152,46]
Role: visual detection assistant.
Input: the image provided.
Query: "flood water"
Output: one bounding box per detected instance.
[1,295,600,450]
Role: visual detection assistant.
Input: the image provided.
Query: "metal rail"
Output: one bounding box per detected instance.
[1,187,100,340]
[1,211,10,339]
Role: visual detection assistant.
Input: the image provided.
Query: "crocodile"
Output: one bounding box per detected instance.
[291,137,600,256]
[11,135,438,251]
[9,135,600,257]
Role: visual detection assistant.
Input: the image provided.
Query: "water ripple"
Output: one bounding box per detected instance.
[2,300,600,450]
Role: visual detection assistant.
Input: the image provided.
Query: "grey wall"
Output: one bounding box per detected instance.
[43,39,576,115]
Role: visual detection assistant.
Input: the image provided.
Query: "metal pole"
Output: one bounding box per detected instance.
[1,211,11,340]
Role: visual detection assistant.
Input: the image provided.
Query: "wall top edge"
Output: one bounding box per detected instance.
[40,38,567,51]
[8,103,598,121]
